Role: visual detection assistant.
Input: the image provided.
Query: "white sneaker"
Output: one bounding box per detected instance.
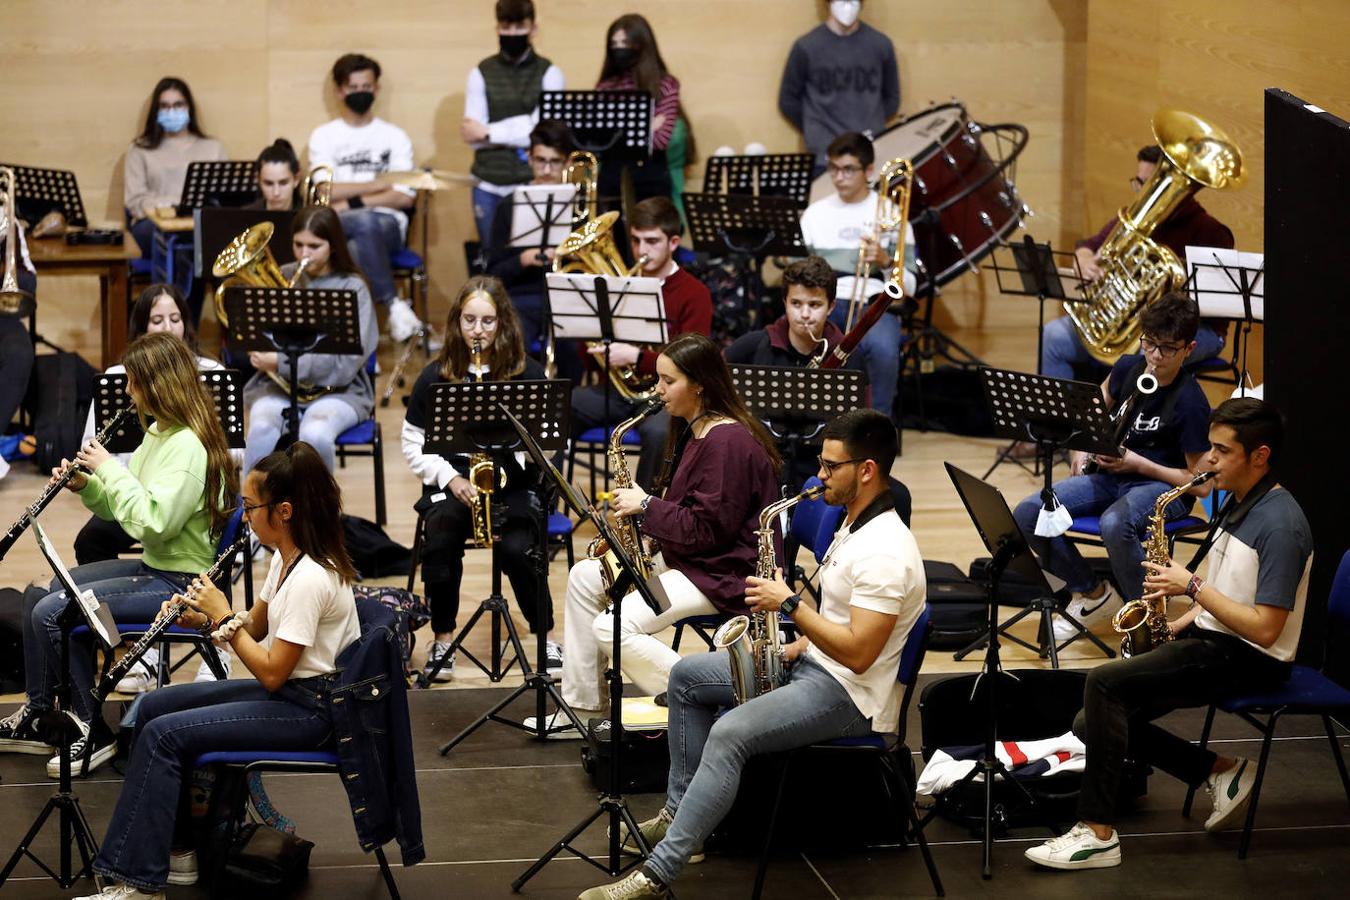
[423,640,455,683]
[387,297,423,343]
[545,640,564,672]
[194,646,232,682]
[1204,757,1257,832]
[1053,583,1120,641]
[1024,821,1121,870]
[115,647,160,694]
[168,848,198,885]
[74,883,166,900]
[522,709,593,740]
[578,869,668,899]
[48,718,117,778]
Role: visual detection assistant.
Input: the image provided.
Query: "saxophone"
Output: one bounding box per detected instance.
[586,398,665,593]
[713,485,825,705]
[1111,470,1216,656]
[467,341,505,548]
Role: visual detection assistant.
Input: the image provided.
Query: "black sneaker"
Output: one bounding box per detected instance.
[545,640,564,672]
[0,704,56,756]
[48,719,117,778]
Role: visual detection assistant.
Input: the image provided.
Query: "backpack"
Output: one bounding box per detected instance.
[340,515,412,579]
[23,351,96,471]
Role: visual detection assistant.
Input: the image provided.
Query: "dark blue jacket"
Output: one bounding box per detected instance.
[327,599,425,865]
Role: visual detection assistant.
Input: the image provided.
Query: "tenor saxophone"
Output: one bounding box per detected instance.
[467,341,505,547]
[713,485,825,705]
[585,398,665,593]
[1112,470,1216,656]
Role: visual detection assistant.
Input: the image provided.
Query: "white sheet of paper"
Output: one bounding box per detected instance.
[509,183,578,249]
[546,273,668,345]
[1186,246,1265,321]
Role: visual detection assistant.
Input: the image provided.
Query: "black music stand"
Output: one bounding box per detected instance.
[729,364,866,492]
[94,370,246,452]
[703,153,815,207]
[943,463,1054,879]
[503,408,670,892]
[178,160,258,214]
[0,522,120,890]
[685,191,807,324]
[977,366,1118,663]
[1186,246,1264,388]
[541,90,652,162]
[222,286,363,448]
[195,208,296,279]
[1,162,88,227]
[982,236,1084,478]
[418,379,567,686]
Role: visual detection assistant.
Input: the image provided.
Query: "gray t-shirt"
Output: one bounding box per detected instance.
[1195,487,1312,661]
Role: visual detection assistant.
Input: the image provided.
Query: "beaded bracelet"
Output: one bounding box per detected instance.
[1186,575,1205,600]
[211,610,252,642]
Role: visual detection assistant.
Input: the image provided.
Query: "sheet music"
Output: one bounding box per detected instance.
[545,273,667,344]
[509,183,578,249]
[1186,246,1265,320]
[33,521,118,648]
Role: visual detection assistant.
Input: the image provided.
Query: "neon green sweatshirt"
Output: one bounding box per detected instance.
[79,423,216,574]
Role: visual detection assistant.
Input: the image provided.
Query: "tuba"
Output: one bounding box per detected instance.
[1112,470,1216,656]
[0,166,35,318]
[585,398,665,594]
[845,157,913,331]
[1066,109,1245,364]
[466,341,505,548]
[714,485,825,705]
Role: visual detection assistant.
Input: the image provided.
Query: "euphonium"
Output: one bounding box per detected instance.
[845,157,912,331]
[467,341,505,548]
[586,398,665,594]
[562,150,599,227]
[1112,470,1216,657]
[0,166,34,318]
[301,164,334,207]
[713,485,825,705]
[1066,109,1245,364]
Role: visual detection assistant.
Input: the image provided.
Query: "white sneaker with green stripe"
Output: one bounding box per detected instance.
[1204,756,1256,832]
[1025,821,1121,870]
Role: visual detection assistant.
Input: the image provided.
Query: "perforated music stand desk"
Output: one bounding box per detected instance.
[683,192,807,259]
[703,153,815,208]
[1,162,88,227]
[178,160,257,213]
[541,90,652,161]
[980,366,1115,454]
[729,363,866,442]
[423,379,570,458]
[508,183,578,252]
[94,370,246,452]
[195,209,296,279]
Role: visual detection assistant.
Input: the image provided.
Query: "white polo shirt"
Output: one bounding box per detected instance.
[804,496,925,734]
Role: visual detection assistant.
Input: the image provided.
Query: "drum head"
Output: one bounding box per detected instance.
[809,103,968,204]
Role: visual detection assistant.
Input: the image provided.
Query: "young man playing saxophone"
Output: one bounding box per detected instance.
[577,408,925,900]
[1026,398,1312,870]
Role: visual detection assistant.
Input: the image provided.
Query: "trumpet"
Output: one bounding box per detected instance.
[0,407,137,563]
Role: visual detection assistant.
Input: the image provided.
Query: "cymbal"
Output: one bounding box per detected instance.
[382,169,475,190]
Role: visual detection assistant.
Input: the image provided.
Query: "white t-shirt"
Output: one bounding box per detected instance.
[804,502,925,734]
[259,553,360,680]
[307,117,416,235]
[799,191,918,299]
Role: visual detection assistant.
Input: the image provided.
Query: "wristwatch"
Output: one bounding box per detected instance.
[640,495,653,513]
[780,593,801,616]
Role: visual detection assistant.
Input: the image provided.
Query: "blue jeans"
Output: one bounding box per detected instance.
[829,301,901,419]
[245,392,360,472]
[23,559,192,723]
[472,185,506,249]
[644,652,871,886]
[1041,316,1227,381]
[1012,473,1196,601]
[339,209,402,304]
[93,678,334,891]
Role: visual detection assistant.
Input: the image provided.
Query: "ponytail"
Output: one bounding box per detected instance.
[251,441,358,583]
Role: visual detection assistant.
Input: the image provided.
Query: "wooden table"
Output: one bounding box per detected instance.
[28,236,140,367]
[147,210,195,233]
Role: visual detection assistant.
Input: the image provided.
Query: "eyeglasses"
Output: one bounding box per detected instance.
[530,156,565,169]
[1128,176,1146,190]
[242,500,275,515]
[461,315,497,331]
[817,455,867,476]
[1139,337,1186,359]
[827,163,864,177]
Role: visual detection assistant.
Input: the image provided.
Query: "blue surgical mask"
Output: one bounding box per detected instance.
[157,107,190,133]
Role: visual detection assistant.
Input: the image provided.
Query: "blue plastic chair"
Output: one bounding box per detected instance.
[1180,549,1350,858]
[1067,512,1210,563]
[751,606,943,898]
[567,425,642,500]
[334,355,387,525]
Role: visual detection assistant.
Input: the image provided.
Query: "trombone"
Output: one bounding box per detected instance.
[1,166,34,318]
[844,157,913,331]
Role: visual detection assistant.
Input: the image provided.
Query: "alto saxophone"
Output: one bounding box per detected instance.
[586,398,665,594]
[467,341,505,548]
[713,485,825,706]
[1111,470,1216,656]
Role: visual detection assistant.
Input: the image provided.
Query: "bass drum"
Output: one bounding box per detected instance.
[810,102,1029,295]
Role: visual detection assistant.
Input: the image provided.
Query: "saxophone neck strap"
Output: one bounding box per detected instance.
[1185,471,1278,570]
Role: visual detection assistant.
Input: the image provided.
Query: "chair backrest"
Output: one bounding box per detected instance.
[789,477,846,564]
[893,604,932,743]
[1328,550,1350,627]
[215,503,245,556]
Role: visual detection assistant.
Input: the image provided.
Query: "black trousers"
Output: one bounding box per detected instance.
[1074,627,1290,824]
[418,486,552,635]
[569,385,669,490]
[74,516,138,565]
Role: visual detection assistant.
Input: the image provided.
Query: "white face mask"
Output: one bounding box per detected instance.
[830,0,861,28]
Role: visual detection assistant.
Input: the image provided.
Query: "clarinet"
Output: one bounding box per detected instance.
[95,530,251,700]
[0,406,136,563]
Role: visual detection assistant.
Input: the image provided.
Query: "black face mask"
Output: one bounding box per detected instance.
[499,33,531,60]
[343,91,375,115]
[608,47,637,70]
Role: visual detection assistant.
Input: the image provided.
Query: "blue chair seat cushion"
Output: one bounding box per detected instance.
[547,512,573,537]
[197,749,339,767]
[337,419,377,444]
[815,733,893,751]
[578,426,640,446]
[1216,664,1350,713]
[390,248,423,270]
[1071,514,1207,536]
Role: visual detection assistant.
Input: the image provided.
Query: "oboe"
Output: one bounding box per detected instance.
[0,406,136,563]
[95,529,250,700]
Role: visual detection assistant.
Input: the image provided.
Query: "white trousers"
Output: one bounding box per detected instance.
[561,554,718,711]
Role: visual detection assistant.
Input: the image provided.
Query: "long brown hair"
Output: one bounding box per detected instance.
[251,442,358,583]
[653,333,782,492]
[134,76,209,150]
[129,283,199,354]
[122,333,238,537]
[436,275,526,381]
[290,205,365,284]
[598,14,671,99]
